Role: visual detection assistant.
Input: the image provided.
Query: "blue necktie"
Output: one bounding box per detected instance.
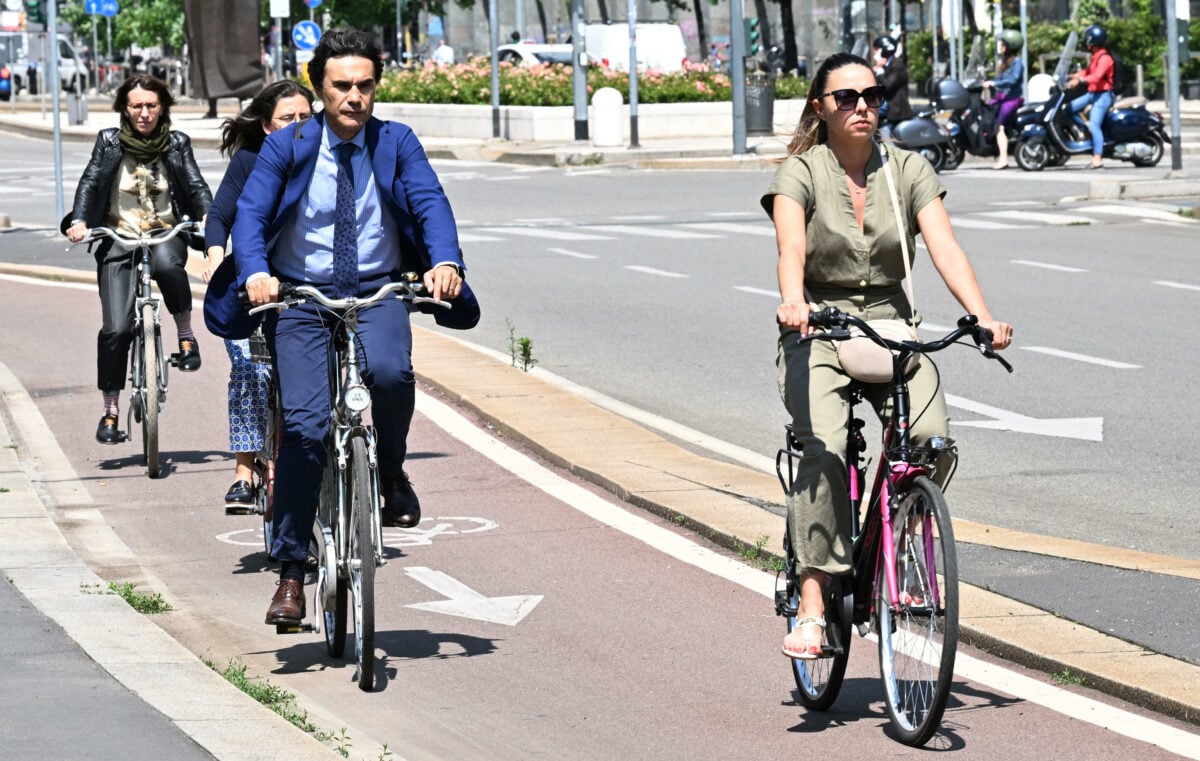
[332,142,359,298]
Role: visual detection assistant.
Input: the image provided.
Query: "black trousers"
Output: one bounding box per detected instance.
[95,238,192,392]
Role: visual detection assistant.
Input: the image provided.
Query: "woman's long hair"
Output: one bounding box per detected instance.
[784,52,872,157]
[997,42,1018,76]
[217,80,314,158]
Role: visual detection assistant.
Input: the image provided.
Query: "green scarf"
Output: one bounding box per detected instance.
[118,120,171,164]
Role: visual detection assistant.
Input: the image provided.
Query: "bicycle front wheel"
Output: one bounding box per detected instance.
[877,476,958,746]
[348,437,376,691]
[139,303,160,478]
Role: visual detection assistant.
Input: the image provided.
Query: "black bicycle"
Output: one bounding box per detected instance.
[71,220,201,478]
[775,308,1011,745]
[251,280,446,690]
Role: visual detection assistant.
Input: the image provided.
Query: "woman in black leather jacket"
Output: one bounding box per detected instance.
[64,73,211,445]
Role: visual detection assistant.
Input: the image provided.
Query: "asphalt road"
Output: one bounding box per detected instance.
[1,274,1198,759]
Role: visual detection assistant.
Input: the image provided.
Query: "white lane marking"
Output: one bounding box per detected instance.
[983,210,1096,225]
[734,286,780,297]
[405,567,542,626]
[706,211,759,218]
[612,214,666,221]
[678,222,777,237]
[624,265,688,278]
[1020,346,1140,369]
[477,226,612,241]
[547,247,598,260]
[0,274,96,292]
[513,218,571,225]
[1084,204,1196,223]
[946,393,1104,442]
[580,224,720,239]
[1012,259,1088,273]
[416,388,1200,756]
[952,217,1033,230]
[1154,280,1200,292]
[457,232,505,243]
[917,322,954,333]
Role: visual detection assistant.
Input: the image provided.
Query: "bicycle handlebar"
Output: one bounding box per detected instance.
[804,306,1014,373]
[246,280,450,316]
[68,219,202,252]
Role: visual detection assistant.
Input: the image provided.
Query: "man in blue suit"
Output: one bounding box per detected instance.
[232,28,466,625]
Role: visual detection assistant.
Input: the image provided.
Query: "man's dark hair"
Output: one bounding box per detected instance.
[112,73,176,125]
[308,28,383,91]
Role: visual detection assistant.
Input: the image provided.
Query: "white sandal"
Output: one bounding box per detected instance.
[782,616,826,660]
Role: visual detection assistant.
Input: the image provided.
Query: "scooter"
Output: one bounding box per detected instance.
[879,110,955,173]
[1013,31,1167,171]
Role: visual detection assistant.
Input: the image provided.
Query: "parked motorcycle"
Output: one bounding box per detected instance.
[1013,31,1167,171]
[880,110,955,173]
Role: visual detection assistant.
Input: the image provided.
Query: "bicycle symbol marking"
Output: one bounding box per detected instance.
[214,517,498,549]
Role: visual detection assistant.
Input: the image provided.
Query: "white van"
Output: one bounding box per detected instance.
[0,31,84,94]
[584,22,687,73]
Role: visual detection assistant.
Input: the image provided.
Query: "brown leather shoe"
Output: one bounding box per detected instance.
[264,578,305,625]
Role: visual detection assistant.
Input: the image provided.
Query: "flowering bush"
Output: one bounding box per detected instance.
[375,58,809,106]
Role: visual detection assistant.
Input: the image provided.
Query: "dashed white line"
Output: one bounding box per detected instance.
[983,210,1096,225]
[734,286,780,297]
[679,222,776,237]
[624,265,688,278]
[952,218,1032,230]
[1083,204,1196,223]
[1020,346,1140,369]
[477,227,612,241]
[612,214,666,221]
[547,247,598,260]
[1012,259,1088,273]
[580,224,719,239]
[1154,280,1200,292]
[458,232,506,243]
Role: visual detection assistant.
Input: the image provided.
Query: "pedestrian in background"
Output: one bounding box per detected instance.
[872,35,912,128]
[986,31,1025,170]
[203,80,315,511]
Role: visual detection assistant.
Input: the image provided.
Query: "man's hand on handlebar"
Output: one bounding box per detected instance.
[246,276,281,307]
[424,264,463,302]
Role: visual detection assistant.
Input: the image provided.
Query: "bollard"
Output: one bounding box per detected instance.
[591,87,624,148]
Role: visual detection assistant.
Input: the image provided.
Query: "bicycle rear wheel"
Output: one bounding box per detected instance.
[782,525,851,710]
[139,303,160,478]
[348,437,376,691]
[877,476,958,746]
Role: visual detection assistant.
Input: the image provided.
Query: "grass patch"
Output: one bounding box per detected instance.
[736,534,786,573]
[205,658,317,732]
[107,581,174,614]
[1051,668,1086,686]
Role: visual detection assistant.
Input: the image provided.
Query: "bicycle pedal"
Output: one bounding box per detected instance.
[224,504,255,516]
[167,353,182,368]
[274,623,315,634]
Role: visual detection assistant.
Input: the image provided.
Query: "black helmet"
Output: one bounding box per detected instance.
[872,35,897,57]
[1084,25,1107,49]
[997,30,1024,54]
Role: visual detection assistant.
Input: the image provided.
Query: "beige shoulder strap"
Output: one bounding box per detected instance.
[878,142,916,316]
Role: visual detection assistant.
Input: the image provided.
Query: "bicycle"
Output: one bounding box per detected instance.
[250,280,446,691]
[774,308,1012,746]
[71,220,201,479]
[224,325,281,559]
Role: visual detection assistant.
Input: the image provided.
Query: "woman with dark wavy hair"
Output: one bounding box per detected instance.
[64,73,211,445]
[204,79,314,510]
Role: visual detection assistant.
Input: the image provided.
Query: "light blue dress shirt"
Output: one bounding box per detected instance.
[273,121,401,285]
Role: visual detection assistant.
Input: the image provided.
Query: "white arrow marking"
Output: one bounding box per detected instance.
[946,394,1103,442]
[404,567,542,626]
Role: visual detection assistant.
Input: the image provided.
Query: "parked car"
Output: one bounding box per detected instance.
[497,43,574,67]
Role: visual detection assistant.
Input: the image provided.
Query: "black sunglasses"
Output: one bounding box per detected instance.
[822,86,886,110]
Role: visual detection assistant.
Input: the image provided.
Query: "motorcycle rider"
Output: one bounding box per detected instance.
[986,30,1025,169]
[872,35,912,128]
[1066,24,1115,169]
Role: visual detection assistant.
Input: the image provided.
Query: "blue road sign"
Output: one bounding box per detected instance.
[293,20,321,51]
[100,0,119,18]
[85,0,101,14]
[305,0,322,8]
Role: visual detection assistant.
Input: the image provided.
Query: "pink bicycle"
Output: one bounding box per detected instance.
[775,309,1012,746]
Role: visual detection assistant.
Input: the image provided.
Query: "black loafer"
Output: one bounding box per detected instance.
[178,338,201,372]
[95,414,121,445]
[381,472,421,528]
[224,480,255,513]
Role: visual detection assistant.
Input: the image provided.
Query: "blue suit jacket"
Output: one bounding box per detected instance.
[230,112,463,289]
